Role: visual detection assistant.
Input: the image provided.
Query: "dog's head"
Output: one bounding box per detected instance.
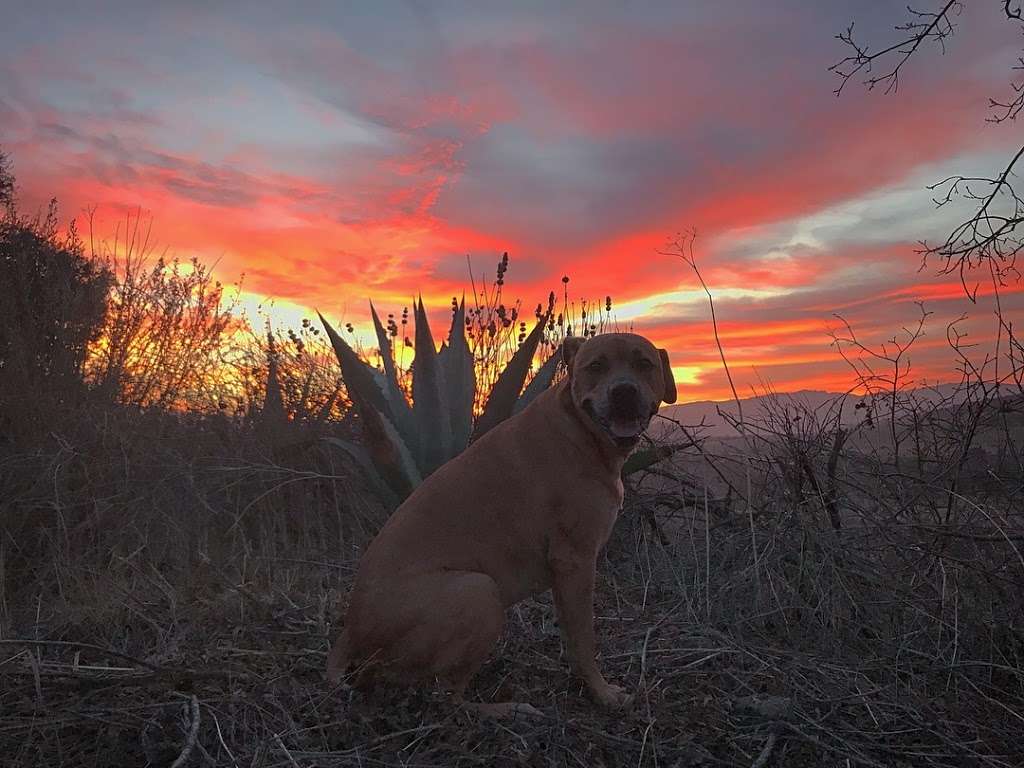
[562,333,676,452]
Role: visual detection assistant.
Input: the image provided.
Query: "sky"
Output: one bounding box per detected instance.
[2,0,1022,402]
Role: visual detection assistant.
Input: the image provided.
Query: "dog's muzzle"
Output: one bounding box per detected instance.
[583,380,651,449]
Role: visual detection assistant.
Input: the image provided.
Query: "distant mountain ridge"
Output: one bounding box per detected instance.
[656,383,970,438]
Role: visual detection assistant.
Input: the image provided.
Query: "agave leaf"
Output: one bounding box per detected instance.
[513,344,562,415]
[369,368,392,405]
[319,311,388,417]
[439,297,475,451]
[320,311,421,498]
[321,436,400,508]
[369,301,416,453]
[330,400,421,500]
[411,297,452,474]
[622,443,688,476]
[472,313,550,441]
[372,403,423,497]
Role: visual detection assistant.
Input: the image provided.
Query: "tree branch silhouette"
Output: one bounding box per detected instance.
[831,3,1024,301]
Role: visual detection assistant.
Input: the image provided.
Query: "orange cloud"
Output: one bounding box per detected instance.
[4,3,1021,404]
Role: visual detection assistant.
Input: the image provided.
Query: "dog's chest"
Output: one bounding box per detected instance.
[551,482,622,549]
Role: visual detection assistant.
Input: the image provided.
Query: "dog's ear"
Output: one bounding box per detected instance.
[561,336,586,373]
[658,348,677,404]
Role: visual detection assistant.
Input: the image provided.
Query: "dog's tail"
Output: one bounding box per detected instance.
[326,628,351,684]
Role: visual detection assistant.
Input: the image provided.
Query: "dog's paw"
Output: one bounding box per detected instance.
[591,682,633,710]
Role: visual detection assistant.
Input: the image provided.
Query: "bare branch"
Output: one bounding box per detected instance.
[918,143,1024,299]
[659,229,746,432]
[829,2,961,96]
[831,4,1024,300]
[986,54,1024,123]
[829,303,931,472]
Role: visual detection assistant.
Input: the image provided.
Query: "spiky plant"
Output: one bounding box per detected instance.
[319,298,561,503]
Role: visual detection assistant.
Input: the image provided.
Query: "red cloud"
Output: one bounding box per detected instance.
[5,6,1020,403]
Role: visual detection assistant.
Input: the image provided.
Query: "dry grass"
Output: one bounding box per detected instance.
[2,407,1022,767]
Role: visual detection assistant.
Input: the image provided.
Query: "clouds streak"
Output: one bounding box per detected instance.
[1,1,1020,399]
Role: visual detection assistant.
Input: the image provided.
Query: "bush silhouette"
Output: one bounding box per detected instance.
[0,151,13,209]
[0,153,111,443]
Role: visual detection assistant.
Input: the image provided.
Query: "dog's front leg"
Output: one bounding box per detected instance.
[550,555,630,709]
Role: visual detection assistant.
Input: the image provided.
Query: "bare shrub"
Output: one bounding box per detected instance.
[227,319,348,425]
[0,150,13,209]
[0,185,110,444]
[84,211,240,412]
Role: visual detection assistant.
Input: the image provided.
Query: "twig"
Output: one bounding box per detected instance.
[169,695,200,768]
[210,709,239,767]
[659,229,745,432]
[274,733,302,768]
[0,639,162,672]
[749,731,777,768]
[829,1,960,96]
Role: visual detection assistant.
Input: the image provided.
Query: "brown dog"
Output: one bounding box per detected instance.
[327,333,676,716]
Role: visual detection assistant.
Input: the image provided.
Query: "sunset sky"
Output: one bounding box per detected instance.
[2,1,1022,402]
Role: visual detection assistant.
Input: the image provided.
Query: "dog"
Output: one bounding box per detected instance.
[327,332,676,717]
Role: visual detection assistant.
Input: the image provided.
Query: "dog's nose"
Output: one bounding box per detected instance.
[610,381,639,399]
[609,381,641,414]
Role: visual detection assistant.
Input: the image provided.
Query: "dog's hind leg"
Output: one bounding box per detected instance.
[413,571,545,719]
[389,570,506,682]
[338,570,544,716]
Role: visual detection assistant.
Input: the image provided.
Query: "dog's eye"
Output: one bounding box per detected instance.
[635,358,655,371]
[585,359,606,373]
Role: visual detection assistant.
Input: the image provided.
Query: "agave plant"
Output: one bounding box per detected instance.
[319,298,561,503]
[320,298,691,505]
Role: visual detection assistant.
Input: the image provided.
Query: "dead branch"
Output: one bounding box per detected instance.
[918,144,1024,299]
[169,695,201,768]
[829,2,961,96]
[659,229,745,432]
[832,4,1024,301]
